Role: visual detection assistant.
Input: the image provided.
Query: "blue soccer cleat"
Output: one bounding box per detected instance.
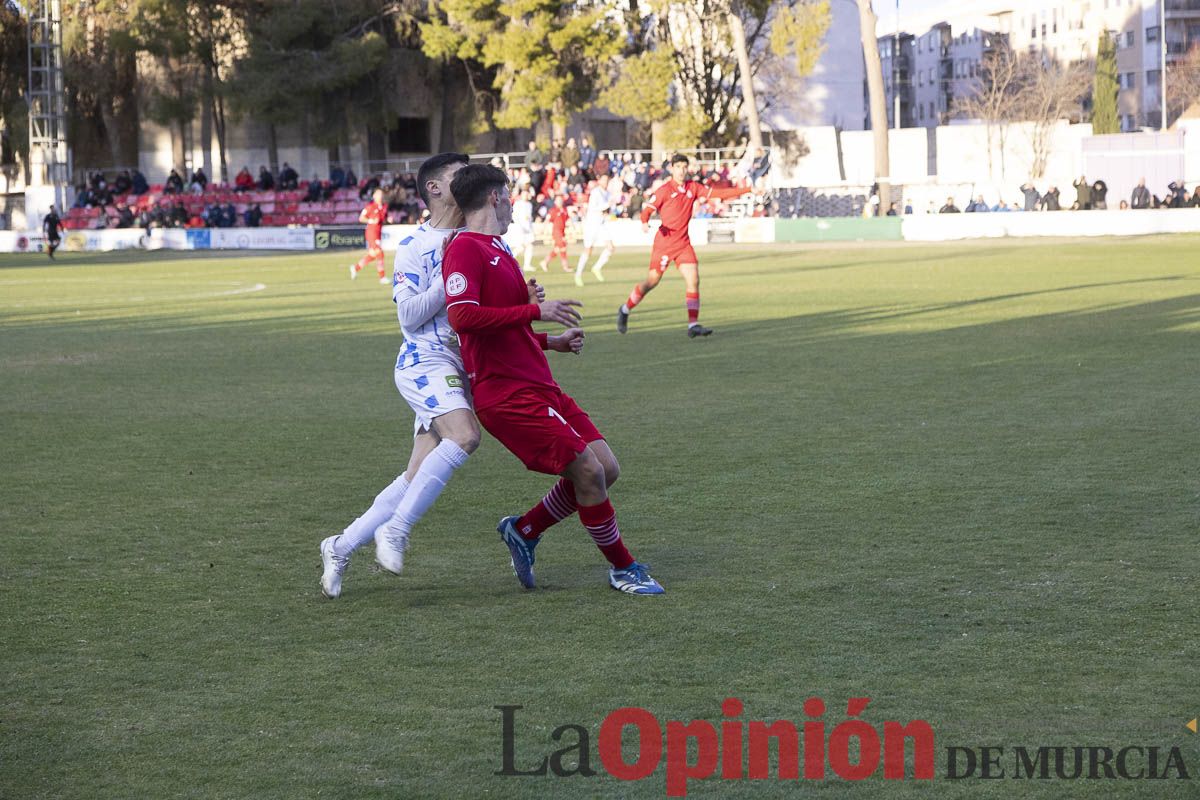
[498,515,539,589]
[608,562,665,595]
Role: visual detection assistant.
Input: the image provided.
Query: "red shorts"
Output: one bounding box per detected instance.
[650,235,697,274]
[477,386,603,475]
[366,230,382,253]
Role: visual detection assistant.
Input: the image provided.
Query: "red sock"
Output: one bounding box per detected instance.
[578,499,634,570]
[516,479,577,539]
[626,286,645,310]
[686,292,700,324]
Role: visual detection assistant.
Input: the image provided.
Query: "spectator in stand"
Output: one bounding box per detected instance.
[1168,181,1187,208]
[220,202,238,228]
[190,167,208,192]
[164,168,184,195]
[113,170,132,195]
[245,203,263,227]
[235,166,255,192]
[278,162,299,190]
[1131,177,1151,209]
[344,167,358,190]
[1020,182,1041,211]
[186,211,206,229]
[965,195,989,212]
[130,169,149,195]
[305,176,323,203]
[562,137,580,172]
[904,199,914,214]
[1119,199,1130,210]
[358,173,380,200]
[579,137,596,176]
[634,162,652,191]
[203,203,221,227]
[1191,187,1200,207]
[1040,186,1061,211]
[169,200,188,227]
[525,139,545,168]
[548,138,563,164]
[329,165,346,189]
[258,166,274,191]
[627,186,644,219]
[527,161,547,198]
[750,148,771,184]
[886,202,899,216]
[73,185,92,209]
[939,197,961,213]
[1091,178,1108,209]
[115,202,134,228]
[562,165,585,192]
[1072,175,1092,210]
[593,151,611,178]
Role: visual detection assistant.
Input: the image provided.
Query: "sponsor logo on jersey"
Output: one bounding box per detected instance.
[446,272,468,296]
[445,375,464,388]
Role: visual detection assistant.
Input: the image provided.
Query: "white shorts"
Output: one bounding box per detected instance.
[583,219,611,249]
[394,351,473,433]
[504,226,533,250]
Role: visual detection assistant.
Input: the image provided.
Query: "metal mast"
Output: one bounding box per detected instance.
[27,0,71,189]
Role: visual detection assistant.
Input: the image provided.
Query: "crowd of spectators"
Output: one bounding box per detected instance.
[64,145,769,232]
[921,175,1200,216]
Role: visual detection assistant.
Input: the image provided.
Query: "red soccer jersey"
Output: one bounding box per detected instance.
[443,232,556,410]
[361,200,385,235]
[640,179,749,238]
[548,207,569,239]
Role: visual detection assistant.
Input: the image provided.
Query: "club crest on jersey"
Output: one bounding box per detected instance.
[446,272,468,296]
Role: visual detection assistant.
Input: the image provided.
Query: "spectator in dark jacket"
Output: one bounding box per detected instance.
[245,203,263,227]
[258,166,275,191]
[130,169,149,195]
[1040,186,1061,211]
[278,162,298,190]
[1072,176,1092,209]
[1020,182,1041,211]
[329,166,346,188]
[965,195,989,212]
[164,169,184,195]
[1131,178,1151,209]
[305,177,323,203]
[939,197,961,213]
[1091,178,1108,209]
[113,170,132,195]
[579,138,596,173]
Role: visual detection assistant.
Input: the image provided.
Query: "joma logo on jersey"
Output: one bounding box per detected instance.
[445,375,464,388]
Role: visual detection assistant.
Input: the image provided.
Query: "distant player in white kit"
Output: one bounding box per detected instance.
[574,174,615,286]
[506,188,538,272]
[320,152,481,598]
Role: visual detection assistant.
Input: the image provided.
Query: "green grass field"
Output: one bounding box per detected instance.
[2,238,1198,799]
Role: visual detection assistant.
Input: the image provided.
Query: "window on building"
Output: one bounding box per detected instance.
[1125,72,1136,89]
[1146,26,1159,44]
[920,105,925,120]
[1125,30,1134,47]
[1147,69,1160,85]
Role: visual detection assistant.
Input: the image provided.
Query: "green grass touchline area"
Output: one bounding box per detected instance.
[1,240,1198,799]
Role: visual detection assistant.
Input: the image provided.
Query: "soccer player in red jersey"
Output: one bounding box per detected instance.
[540,195,572,272]
[617,153,752,337]
[351,188,388,283]
[442,164,664,595]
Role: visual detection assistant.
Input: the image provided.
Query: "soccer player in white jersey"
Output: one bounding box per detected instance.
[320,152,480,598]
[574,174,615,287]
[505,188,538,273]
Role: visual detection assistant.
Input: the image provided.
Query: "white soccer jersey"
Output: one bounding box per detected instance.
[391,223,463,362]
[513,199,534,233]
[585,186,611,221]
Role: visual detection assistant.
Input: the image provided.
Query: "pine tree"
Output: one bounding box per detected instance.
[1092,32,1120,134]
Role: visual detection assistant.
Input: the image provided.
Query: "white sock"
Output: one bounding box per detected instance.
[620,303,631,314]
[381,440,470,536]
[575,253,588,276]
[592,250,611,271]
[336,474,410,557]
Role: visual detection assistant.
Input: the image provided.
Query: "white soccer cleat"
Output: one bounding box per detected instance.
[349,264,358,280]
[591,266,605,283]
[320,536,350,599]
[374,523,409,575]
[574,273,584,287]
[379,275,390,284]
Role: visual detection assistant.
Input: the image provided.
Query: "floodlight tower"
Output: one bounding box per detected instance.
[26,0,73,223]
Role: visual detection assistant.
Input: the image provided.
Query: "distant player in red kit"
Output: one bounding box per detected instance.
[617,153,752,337]
[540,194,571,272]
[351,188,388,284]
[442,164,664,594]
